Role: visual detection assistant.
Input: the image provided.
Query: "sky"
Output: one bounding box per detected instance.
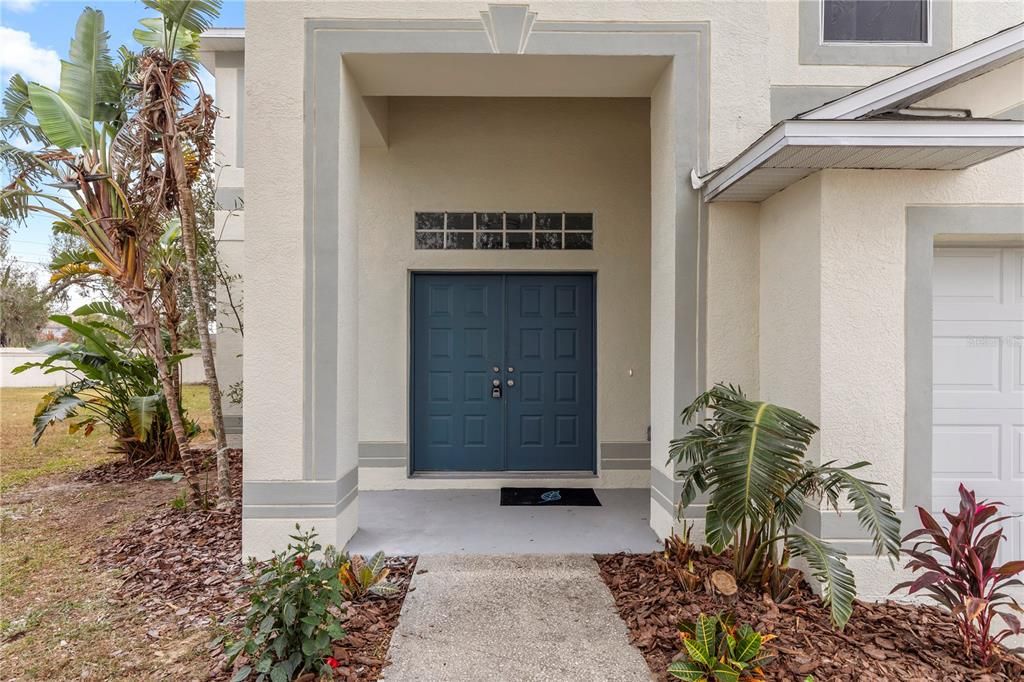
[0,0,246,306]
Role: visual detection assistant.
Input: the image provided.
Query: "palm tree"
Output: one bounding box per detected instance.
[670,384,902,628]
[0,8,205,502]
[132,0,232,508]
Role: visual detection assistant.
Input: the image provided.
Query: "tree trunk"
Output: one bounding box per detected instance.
[167,134,232,509]
[126,289,205,505]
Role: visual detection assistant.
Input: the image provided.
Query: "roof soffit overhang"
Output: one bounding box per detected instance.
[704,118,1024,203]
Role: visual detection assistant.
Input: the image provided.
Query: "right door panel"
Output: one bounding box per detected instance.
[505,274,596,471]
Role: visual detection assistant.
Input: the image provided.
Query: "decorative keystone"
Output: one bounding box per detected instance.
[480,3,537,54]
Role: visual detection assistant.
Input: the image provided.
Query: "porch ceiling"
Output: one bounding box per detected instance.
[343,53,671,97]
[704,118,1024,203]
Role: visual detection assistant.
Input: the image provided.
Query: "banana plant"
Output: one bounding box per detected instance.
[0,7,204,501]
[132,0,232,508]
[670,384,902,628]
[12,309,197,462]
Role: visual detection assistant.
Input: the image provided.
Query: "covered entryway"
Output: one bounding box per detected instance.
[932,246,1024,563]
[411,273,596,473]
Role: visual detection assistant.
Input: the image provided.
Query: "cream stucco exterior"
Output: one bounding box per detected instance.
[204,1,1024,599]
[357,97,651,462]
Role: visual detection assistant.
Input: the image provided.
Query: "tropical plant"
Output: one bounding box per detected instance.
[891,484,1024,665]
[220,527,347,682]
[131,0,231,508]
[0,7,205,501]
[669,384,902,628]
[668,613,774,681]
[338,551,400,600]
[11,308,197,462]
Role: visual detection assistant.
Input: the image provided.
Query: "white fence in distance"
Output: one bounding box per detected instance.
[1,348,207,388]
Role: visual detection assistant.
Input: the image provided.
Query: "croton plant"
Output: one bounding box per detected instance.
[893,484,1024,665]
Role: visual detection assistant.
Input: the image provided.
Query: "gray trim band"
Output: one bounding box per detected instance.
[600,442,650,470]
[769,85,860,124]
[224,413,242,434]
[905,205,1024,513]
[243,467,358,506]
[994,102,1024,121]
[650,467,677,516]
[799,0,952,67]
[242,486,358,519]
[359,442,408,468]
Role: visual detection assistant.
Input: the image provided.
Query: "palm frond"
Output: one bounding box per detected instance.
[32,384,89,444]
[127,393,163,441]
[813,464,902,562]
[26,83,90,150]
[143,0,222,37]
[785,529,857,628]
[706,396,815,535]
[60,7,121,130]
[1,75,42,144]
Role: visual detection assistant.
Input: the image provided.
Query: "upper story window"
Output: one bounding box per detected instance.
[822,0,928,44]
[799,0,950,66]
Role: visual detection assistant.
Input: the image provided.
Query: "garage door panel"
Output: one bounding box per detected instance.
[932,335,1001,390]
[932,248,1003,302]
[932,424,1000,477]
[932,247,1023,564]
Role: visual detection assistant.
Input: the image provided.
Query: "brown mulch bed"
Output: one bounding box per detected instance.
[75,445,223,484]
[597,549,1024,682]
[92,450,417,680]
[329,556,417,681]
[93,450,246,635]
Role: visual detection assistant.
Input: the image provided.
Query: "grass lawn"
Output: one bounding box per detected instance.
[1,385,213,491]
[1,384,216,680]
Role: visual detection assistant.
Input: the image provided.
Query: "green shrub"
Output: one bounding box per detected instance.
[338,551,399,600]
[669,383,902,628]
[12,307,197,462]
[221,527,346,681]
[668,613,774,681]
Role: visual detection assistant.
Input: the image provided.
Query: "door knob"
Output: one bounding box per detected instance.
[492,366,500,373]
[507,367,514,372]
[507,379,515,387]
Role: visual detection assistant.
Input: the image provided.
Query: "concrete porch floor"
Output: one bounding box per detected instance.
[346,488,661,555]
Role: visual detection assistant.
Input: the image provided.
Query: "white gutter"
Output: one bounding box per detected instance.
[704,118,1024,202]
[801,23,1024,120]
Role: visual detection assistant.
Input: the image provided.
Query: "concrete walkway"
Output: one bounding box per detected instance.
[381,555,653,681]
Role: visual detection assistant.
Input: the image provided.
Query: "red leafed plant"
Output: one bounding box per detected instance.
[892,484,1024,665]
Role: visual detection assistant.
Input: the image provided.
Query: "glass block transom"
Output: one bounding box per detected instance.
[414,212,594,250]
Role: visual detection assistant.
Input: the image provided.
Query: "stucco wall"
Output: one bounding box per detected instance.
[818,151,1024,509]
[705,203,760,394]
[357,97,652,453]
[757,174,822,442]
[917,60,1024,117]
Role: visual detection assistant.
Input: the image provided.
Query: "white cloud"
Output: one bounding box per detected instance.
[0,26,60,88]
[3,0,41,12]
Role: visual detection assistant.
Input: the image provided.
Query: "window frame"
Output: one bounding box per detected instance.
[799,0,952,66]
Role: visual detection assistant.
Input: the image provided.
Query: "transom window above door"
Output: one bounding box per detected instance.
[414,212,594,251]
[822,0,928,44]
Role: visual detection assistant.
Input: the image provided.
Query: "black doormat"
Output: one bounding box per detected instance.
[499,487,601,506]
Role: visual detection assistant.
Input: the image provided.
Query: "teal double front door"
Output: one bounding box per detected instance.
[411,273,596,472]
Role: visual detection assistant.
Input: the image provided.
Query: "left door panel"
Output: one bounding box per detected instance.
[412,275,505,471]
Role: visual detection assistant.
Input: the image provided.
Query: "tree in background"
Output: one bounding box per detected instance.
[0,230,54,346]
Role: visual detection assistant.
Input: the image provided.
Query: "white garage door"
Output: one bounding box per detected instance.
[933,247,1024,564]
